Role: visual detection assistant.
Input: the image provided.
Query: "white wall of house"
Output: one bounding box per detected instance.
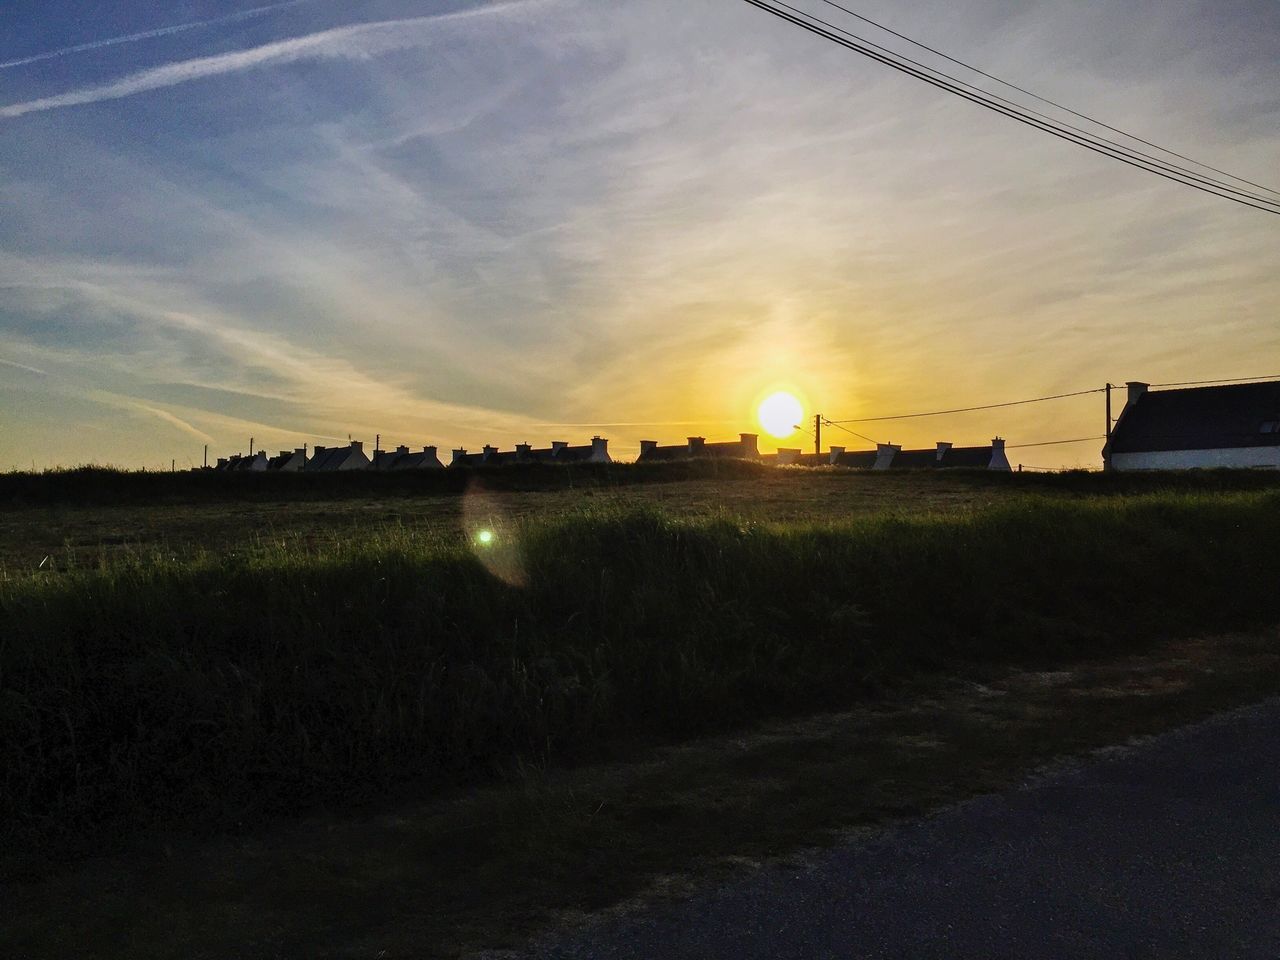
[988,438,1011,472]
[872,444,899,471]
[1111,447,1280,470]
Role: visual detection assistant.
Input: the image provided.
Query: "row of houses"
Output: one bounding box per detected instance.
[214,437,614,472]
[210,380,1280,474]
[213,433,1012,472]
[637,433,1012,470]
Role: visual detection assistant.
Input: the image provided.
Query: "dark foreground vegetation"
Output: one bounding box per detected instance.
[3,490,1279,868]
[5,459,1280,508]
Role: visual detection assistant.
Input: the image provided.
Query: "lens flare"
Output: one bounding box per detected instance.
[463,481,526,586]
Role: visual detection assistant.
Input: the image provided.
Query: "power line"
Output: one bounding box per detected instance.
[811,0,1280,201]
[747,0,1280,211]
[824,387,1104,424]
[1149,374,1280,388]
[821,418,880,445]
[1006,436,1105,450]
[748,0,1280,212]
[739,0,1280,215]
[775,0,1280,208]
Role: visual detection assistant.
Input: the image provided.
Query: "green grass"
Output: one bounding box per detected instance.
[3,491,1279,868]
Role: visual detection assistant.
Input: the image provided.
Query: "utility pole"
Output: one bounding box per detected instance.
[814,413,821,457]
[249,436,255,457]
[1105,383,1113,439]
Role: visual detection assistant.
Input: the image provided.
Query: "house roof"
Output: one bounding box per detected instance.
[699,441,757,460]
[888,448,938,470]
[832,450,878,469]
[393,449,443,469]
[1108,381,1280,454]
[305,446,361,471]
[637,444,688,462]
[230,452,267,471]
[938,446,994,468]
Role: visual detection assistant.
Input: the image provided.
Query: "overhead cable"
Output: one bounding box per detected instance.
[1149,375,1280,388]
[811,0,1280,201]
[1005,436,1105,449]
[824,388,1104,424]
[739,0,1280,214]
[821,418,880,445]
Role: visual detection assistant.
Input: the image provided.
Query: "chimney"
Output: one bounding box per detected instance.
[350,440,363,453]
[551,441,568,453]
[216,457,228,469]
[294,447,305,456]
[936,441,953,462]
[451,448,467,465]
[396,445,409,455]
[739,433,759,456]
[872,443,901,471]
[687,436,706,453]
[988,437,1011,471]
[591,436,609,460]
[639,440,658,457]
[1127,381,1149,408]
[482,444,499,461]
[314,446,327,456]
[515,442,532,459]
[828,445,845,465]
[423,446,437,456]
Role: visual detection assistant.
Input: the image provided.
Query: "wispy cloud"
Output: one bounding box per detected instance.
[127,401,217,445]
[0,0,550,119]
[0,0,313,70]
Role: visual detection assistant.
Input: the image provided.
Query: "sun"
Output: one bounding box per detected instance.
[757,391,804,439]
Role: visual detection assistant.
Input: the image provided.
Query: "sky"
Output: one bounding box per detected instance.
[1,0,1277,469]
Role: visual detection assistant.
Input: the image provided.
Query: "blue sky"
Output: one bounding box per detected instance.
[1,0,1277,468]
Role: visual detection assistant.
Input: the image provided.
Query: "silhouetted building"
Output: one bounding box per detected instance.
[268,448,307,472]
[826,447,880,469]
[865,439,1010,471]
[1104,380,1280,470]
[217,451,268,472]
[638,434,760,462]
[391,446,444,470]
[304,441,370,472]
[451,438,610,467]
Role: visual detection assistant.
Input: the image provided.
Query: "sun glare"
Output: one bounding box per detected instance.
[757,391,804,439]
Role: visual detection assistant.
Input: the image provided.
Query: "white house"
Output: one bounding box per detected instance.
[867,439,1011,471]
[1103,380,1280,470]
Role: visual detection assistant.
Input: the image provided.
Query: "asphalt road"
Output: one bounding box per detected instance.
[521,698,1280,959]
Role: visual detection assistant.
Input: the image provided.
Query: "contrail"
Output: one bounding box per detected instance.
[0,357,48,376]
[0,1,545,119]
[0,0,313,70]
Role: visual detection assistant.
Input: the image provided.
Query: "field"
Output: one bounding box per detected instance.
[4,464,1280,957]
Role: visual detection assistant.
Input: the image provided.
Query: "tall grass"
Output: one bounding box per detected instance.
[5,461,1280,508]
[3,492,1278,859]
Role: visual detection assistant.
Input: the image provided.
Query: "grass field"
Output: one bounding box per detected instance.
[4,465,1280,957]
[5,465,1280,863]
